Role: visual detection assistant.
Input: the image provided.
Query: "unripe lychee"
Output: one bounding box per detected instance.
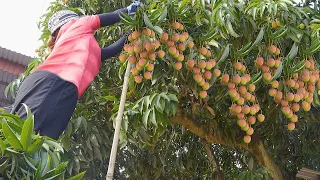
[140,51,148,59]
[281,106,290,115]
[134,76,143,83]
[131,31,140,40]
[205,50,211,58]
[268,45,277,54]
[144,42,153,52]
[187,41,194,48]
[281,100,289,107]
[263,73,272,82]
[257,114,265,122]
[248,84,256,92]
[237,119,247,128]
[288,122,295,131]
[286,79,296,88]
[240,76,248,85]
[172,33,180,42]
[276,91,283,100]
[306,94,313,103]
[199,47,208,56]
[275,59,281,68]
[233,62,243,71]
[228,82,236,89]
[262,65,270,73]
[144,72,152,80]
[286,93,294,101]
[158,50,165,59]
[271,81,279,89]
[134,45,141,54]
[256,57,264,67]
[146,64,154,72]
[174,62,182,70]
[167,40,175,47]
[221,74,230,84]
[244,92,252,101]
[246,127,254,135]
[214,69,221,77]
[161,33,169,42]
[128,56,137,64]
[179,34,187,42]
[229,89,238,98]
[119,54,127,63]
[237,113,245,119]
[194,74,203,83]
[204,71,212,80]
[198,60,207,69]
[267,58,276,67]
[243,135,251,144]
[242,123,250,131]
[249,95,256,103]
[236,97,245,105]
[241,105,250,114]
[136,64,143,71]
[269,88,277,97]
[250,107,257,115]
[302,101,311,111]
[193,67,201,74]
[205,61,214,70]
[199,90,207,99]
[173,51,180,59]
[187,59,195,68]
[293,94,301,102]
[149,53,156,61]
[238,86,247,95]
[202,82,210,90]
[290,114,298,123]
[275,48,280,56]
[131,67,139,75]
[177,54,185,62]
[292,103,300,112]
[138,58,148,67]
[198,78,206,87]
[169,47,177,55]
[178,43,186,52]
[233,75,241,84]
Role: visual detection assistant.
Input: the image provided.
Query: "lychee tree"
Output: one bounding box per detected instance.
[5,0,320,179]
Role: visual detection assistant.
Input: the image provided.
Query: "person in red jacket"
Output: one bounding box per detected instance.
[11,2,140,140]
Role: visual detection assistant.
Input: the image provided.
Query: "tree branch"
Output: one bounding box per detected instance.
[171,108,284,180]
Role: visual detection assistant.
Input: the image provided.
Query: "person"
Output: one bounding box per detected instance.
[10,1,141,140]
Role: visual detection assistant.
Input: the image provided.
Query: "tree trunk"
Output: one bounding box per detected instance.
[172,109,284,180]
[202,142,225,180]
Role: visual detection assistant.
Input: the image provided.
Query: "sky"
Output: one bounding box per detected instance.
[0,0,53,57]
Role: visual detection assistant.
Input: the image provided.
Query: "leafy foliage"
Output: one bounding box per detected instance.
[4,0,320,179]
[0,106,85,179]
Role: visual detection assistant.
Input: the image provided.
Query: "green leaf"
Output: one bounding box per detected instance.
[0,138,6,155]
[67,171,86,180]
[23,154,37,171]
[217,44,230,66]
[156,7,167,24]
[0,113,25,128]
[168,94,178,102]
[2,120,23,150]
[142,109,151,128]
[150,109,157,127]
[44,139,64,153]
[26,137,45,155]
[270,61,283,83]
[74,117,83,133]
[20,115,34,150]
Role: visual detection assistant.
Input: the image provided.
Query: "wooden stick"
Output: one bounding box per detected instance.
[106,62,131,180]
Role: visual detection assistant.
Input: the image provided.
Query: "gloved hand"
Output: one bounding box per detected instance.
[127,1,141,17]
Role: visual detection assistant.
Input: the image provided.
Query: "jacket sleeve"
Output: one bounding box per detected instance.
[98,8,128,28]
[101,35,127,61]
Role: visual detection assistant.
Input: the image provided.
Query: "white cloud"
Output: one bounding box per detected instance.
[0,0,53,57]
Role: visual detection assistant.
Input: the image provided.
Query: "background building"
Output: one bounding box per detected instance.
[0,46,31,110]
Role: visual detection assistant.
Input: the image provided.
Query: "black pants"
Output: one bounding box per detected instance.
[11,70,78,140]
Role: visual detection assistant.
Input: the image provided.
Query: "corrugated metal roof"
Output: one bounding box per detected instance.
[0,46,32,66]
[0,46,32,108]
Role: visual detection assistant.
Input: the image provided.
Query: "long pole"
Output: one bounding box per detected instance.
[106,62,131,180]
